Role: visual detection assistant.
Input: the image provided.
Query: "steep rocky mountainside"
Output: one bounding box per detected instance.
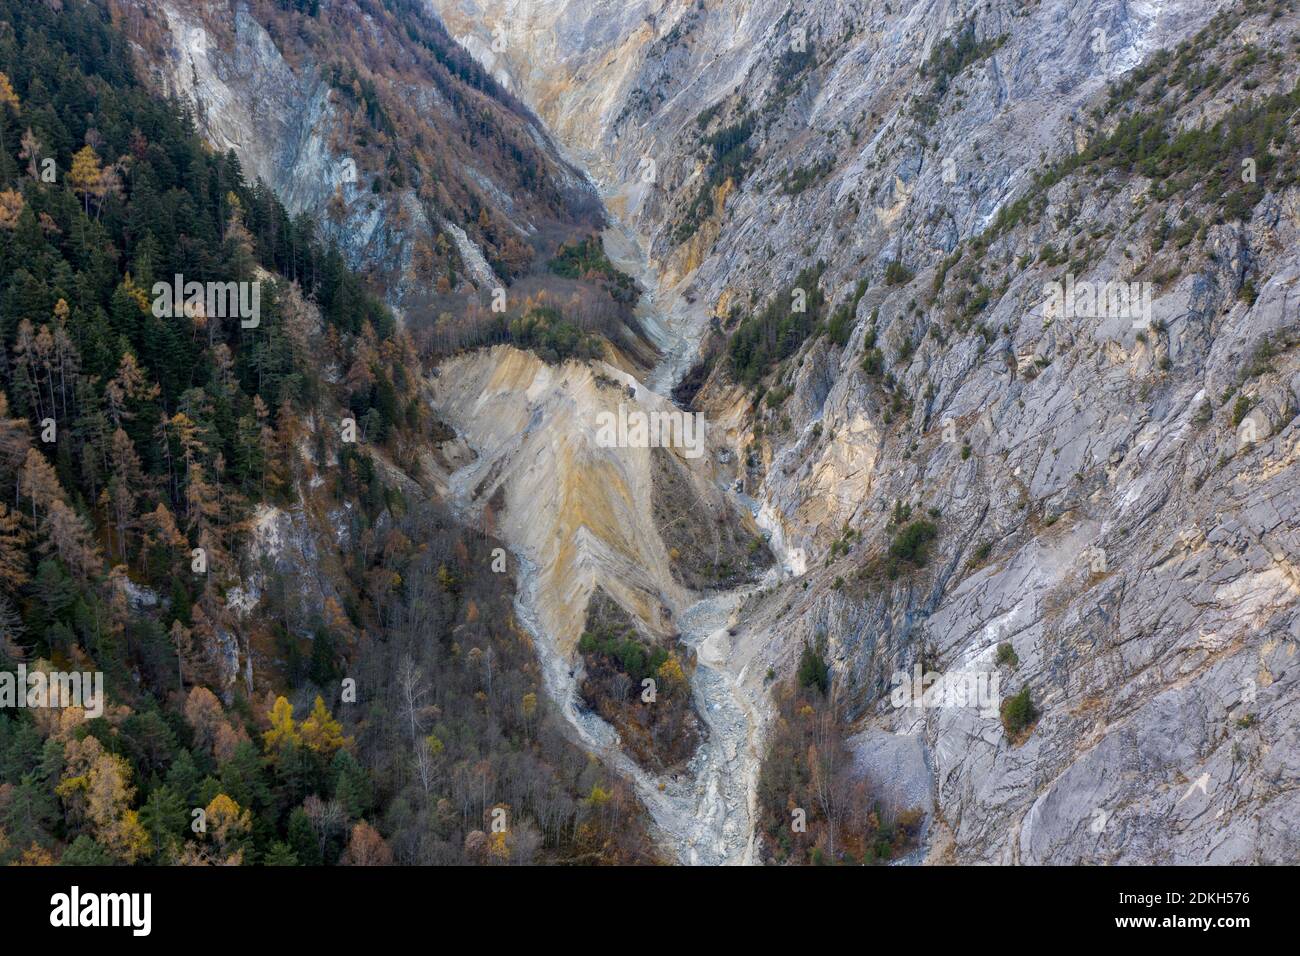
[108,0,605,319]
[0,0,658,866]
[63,0,1299,865]
[433,0,1300,863]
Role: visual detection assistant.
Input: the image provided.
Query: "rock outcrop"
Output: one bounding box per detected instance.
[115,0,602,317]
[434,0,1300,863]
[134,0,1300,863]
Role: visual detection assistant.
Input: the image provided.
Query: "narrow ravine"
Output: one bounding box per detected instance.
[515,548,772,865]
[435,214,792,864]
[599,218,702,396]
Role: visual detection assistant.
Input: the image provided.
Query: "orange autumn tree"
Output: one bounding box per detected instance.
[0,72,19,112]
[202,794,253,865]
[340,820,393,866]
[56,736,150,864]
[0,501,29,591]
[0,189,22,229]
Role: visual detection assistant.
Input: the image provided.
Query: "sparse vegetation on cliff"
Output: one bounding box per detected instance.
[728,262,827,386]
[674,114,756,242]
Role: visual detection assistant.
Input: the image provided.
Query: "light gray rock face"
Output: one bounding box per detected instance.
[132,1,407,296]
[433,0,1300,863]
[123,0,599,318]
[133,0,1300,863]
[849,727,934,826]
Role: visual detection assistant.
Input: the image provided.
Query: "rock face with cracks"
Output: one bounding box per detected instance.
[433,0,1300,864]
[136,0,1300,863]
[118,0,601,317]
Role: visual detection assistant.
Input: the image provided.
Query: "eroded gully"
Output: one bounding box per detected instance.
[440,210,795,865]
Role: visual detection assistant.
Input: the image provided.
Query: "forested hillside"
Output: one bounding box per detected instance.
[0,0,652,865]
[103,0,653,370]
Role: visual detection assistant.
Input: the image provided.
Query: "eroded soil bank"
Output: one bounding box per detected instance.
[429,225,794,864]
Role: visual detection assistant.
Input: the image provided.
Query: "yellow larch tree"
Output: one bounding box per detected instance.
[68,145,103,214]
[300,695,351,754]
[262,695,301,752]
